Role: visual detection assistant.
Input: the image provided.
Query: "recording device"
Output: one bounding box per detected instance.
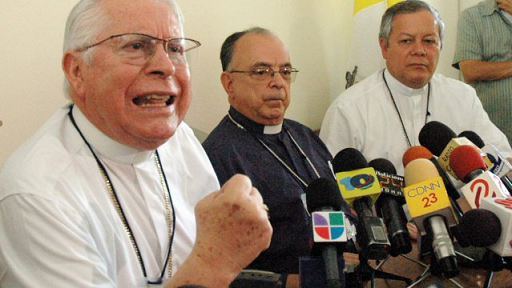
[368,158,412,256]
[404,158,459,278]
[230,270,283,288]
[418,121,479,181]
[306,178,347,288]
[333,148,390,260]
[449,145,510,209]
[402,145,463,216]
[459,130,512,194]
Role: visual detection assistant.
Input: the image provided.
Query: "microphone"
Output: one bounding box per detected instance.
[306,178,347,288]
[404,158,459,278]
[402,145,463,216]
[480,197,512,257]
[456,208,502,248]
[419,121,479,180]
[333,148,390,260]
[368,158,412,256]
[459,130,512,194]
[449,145,510,209]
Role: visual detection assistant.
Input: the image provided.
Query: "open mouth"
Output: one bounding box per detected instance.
[133,95,175,107]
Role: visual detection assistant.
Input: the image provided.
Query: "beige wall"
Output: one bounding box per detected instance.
[0,0,472,164]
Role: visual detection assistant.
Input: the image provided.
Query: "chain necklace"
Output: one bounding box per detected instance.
[227,113,321,188]
[382,69,430,147]
[68,106,175,284]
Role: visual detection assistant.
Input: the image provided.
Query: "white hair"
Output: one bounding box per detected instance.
[62,0,185,99]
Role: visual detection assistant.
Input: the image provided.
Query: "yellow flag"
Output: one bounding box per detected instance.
[347,0,404,85]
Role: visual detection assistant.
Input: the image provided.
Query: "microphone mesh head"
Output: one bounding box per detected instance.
[458,209,501,247]
[404,158,439,186]
[402,145,433,168]
[306,178,343,213]
[458,130,485,148]
[419,121,456,156]
[332,147,368,173]
[368,158,396,174]
[449,145,486,182]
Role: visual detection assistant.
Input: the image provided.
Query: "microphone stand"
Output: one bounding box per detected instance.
[482,250,507,288]
[353,253,412,288]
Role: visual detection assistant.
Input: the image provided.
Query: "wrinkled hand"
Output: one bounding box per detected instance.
[194,174,273,272]
[497,0,512,14]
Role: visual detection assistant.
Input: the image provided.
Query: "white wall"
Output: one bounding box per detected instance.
[0,0,469,164]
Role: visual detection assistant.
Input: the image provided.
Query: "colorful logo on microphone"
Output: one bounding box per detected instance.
[312,211,347,242]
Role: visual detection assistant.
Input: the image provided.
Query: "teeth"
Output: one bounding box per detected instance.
[134,95,173,107]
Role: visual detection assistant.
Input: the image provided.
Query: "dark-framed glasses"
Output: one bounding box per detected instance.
[77,33,201,67]
[229,66,299,83]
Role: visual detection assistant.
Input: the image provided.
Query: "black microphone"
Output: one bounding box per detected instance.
[368,158,412,256]
[306,178,346,288]
[333,148,390,260]
[456,209,502,248]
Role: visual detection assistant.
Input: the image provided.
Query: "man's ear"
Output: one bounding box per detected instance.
[62,51,87,103]
[220,71,234,95]
[379,37,388,59]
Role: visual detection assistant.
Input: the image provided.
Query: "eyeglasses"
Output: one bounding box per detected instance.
[77,33,201,67]
[229,67,299,83]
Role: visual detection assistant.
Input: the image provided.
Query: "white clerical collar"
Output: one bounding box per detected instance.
[384,69,428,97]
[72,106,153,164]
[263,123,283,135]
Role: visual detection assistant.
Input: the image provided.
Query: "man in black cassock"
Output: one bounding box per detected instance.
[203,27,354,286]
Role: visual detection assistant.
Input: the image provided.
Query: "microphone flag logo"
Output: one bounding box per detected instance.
[312,211,347,242]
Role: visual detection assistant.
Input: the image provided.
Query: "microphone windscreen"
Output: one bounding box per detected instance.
[402,146,433,168]
[368,158,397,174]
[458,209,501,247]
[404,158,439,186]
[458,130,485,148]
[306,178,343,213]
[419,121,457,156]
[449,145,487,182]
[332,148,368,173]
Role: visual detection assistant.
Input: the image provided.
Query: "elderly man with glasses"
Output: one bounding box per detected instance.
[0,0,272,287]
[203,27,355,287]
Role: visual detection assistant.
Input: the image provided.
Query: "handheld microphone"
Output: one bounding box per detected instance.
[368,158,412,256]
[449,145,510,209]
[306,178,347,288]
[419,121,479,180]
[459,130,512,194]
[404,158,459,278]
[480,197,512,257]
[333,148,390,260]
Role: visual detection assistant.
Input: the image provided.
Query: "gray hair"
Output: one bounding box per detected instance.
[62,0,185,99]
[220,27,273,71]
[379,0,445,47]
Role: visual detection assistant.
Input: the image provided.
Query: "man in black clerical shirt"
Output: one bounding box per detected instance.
[203,27,354,287]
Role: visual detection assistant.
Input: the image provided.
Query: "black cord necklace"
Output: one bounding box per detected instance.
[227,112,321,189]
[382,69,430,147]
[68,106,175,284]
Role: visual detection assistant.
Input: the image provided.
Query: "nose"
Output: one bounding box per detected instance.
[269,70,286,88]
[411,40,427,56]
[145,43,177,78]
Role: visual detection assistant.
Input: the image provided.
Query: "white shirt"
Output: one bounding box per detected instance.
[0,104,219,287]
[320,69,512,175]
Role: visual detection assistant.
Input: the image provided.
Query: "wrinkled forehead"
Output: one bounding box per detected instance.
[100,0,183,37]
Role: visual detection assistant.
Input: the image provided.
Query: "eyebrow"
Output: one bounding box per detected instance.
[251,62,293,69]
